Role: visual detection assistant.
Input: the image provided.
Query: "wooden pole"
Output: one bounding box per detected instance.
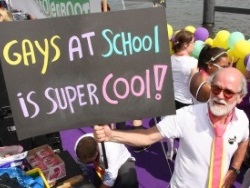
[203,0,215,26]
[100,0,109,169]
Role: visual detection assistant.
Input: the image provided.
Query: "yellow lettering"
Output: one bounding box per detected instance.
[51,35,61,62]
[3,40,22,65]
[22,39,36,66]
[35,39,49,74]
[2,35,61,75]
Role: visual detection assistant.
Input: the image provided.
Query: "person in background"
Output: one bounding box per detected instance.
[242,168,250,188]
[189,44,230,103]
[242,142,250,188]
[171,29,198,108]
[101,0,111,12]
[166,29,198,160]
[0,7,13,22]
[75,133,138,188]
[94,67,249,188]
[0,0,8,9]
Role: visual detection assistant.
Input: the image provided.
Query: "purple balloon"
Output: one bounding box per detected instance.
[194,27,209,41]
[244,53,250,68]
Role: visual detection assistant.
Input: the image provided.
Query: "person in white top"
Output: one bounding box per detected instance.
[75,133,138,188]
[171,29,198,108]
[94,67,249,188]
[167,29,198,159]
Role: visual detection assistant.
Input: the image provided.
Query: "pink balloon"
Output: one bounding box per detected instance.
[194,27,209,41]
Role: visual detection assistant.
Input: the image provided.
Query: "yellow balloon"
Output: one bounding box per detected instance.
[169,41,174,54]
[227,49,237,63]
[185,25,196,33]
[205,38,213,46]
[232,40,250,59]
[213,30,230,49]
[174,30,180,35]
[235,58,246,74]
[167,24,173,40]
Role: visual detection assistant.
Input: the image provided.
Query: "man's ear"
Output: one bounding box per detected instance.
[236,95,244,104]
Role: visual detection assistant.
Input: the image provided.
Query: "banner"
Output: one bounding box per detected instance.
[0,7,174,140]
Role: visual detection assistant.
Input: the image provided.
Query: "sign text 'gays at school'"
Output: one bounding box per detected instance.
[0,7,175,139]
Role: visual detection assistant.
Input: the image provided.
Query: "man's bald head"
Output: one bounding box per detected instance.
[210,67,247,97]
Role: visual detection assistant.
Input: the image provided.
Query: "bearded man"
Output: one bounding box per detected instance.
[94,67,249,188]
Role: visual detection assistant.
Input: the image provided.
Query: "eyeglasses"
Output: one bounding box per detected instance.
[211,85,241,99]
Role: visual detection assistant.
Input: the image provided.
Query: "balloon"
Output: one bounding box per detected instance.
[194,27,209,41]
[244,53,250,68]
[185,25,196,33]
[227,49,236,63]
[231,40,250,59]
[213,30,230,49]
[228,31,245,49]
[205,37,213,46]
[167,24,173,40]
[235,58,246,74]
[191,40,205,59]
[169,41,174,54]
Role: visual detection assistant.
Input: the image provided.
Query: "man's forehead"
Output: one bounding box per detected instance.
[214,70,241,88]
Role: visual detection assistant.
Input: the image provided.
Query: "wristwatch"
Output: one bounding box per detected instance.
[229,166,240,175]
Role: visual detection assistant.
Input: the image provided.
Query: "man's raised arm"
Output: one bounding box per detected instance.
[93,125,163,146]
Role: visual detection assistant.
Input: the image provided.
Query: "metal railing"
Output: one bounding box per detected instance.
[203,0,250,26]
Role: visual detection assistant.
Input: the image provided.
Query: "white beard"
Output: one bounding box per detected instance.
[209,97,237,116]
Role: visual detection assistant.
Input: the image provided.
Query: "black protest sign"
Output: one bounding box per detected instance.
[0,7,175,140]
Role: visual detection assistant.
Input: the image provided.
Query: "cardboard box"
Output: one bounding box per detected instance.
[27,144,66,185]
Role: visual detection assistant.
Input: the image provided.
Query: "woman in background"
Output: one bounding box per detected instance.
[166,29,198,160]
[171,29,198,108]
[189,44,230,103]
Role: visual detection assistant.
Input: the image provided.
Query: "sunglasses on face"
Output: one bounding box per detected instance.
[210,84,241,99]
